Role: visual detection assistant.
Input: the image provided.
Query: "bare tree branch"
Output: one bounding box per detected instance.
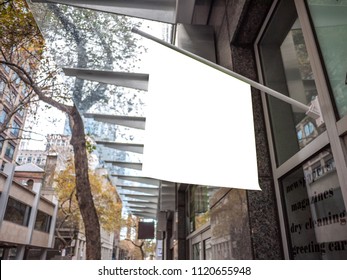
[1,59,73,114]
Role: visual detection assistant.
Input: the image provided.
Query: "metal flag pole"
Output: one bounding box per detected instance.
[132,27,322,121]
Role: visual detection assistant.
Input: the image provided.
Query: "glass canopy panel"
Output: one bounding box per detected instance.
[28,1,172,115]
[28,1,172,218]
[96,145,143,171]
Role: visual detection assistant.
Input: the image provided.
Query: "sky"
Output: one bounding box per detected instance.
[21,104,66,150]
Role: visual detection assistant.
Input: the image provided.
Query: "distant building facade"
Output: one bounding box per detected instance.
[10,133,122,260]
[17,135,121,260]
[17,150,47,168]
[0,65,28,170]
[0,163,57,259]
[16,134,72,167]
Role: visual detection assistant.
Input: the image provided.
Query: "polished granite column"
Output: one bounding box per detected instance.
[206,0,284,259]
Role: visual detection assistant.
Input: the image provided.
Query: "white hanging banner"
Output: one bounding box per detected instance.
[142,42,260,190]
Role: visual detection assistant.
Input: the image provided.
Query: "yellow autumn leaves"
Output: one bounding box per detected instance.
[54,162,122,233]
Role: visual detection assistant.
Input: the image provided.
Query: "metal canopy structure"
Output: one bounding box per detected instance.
[63,68,149,91]
[95,140,144,154]
[29,0,322,223]
[28,0,221,222]
[83,113,146,130]
[58,63,158,219]
[31,0,196,24]
[110,172,160,219]
[70,68,159,219]
[104,160,143,171]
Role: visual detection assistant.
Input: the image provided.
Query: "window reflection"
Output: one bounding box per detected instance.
[280,19,324,150]
[259,1,325,165]
[4,197,32,227]
[281,149,347,259]
[189,185,218,233]
[204,238,212,260]
[5,143,15,160]
[192,242,201,260]
[307,0,347,118]
[35,210,52,233]
[0,136,4,153]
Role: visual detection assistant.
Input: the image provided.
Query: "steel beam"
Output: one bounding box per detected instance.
[32,0,177,23]
[104,160,143,171]
[83,113,146,130]
[63,68,149,90]
[96,141,144,154]
[113,175,160,186]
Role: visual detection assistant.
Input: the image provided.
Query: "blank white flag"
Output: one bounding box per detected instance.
[142,42,260,190]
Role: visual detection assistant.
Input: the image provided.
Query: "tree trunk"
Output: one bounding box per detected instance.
[69,105,101,259]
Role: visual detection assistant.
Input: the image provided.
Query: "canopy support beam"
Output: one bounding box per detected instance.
[132,27,323,122]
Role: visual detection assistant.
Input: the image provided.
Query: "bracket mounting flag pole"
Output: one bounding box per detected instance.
[132,27,323,124]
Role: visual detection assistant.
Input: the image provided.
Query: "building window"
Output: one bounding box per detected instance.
[0,110,8,124]
[203,238,212,260]
[26,179,34,190]
[189,185,217,233]
[5,90,17,107]
[0,136,4,153]
[11,120,20,137]
[280,148,347,259]
[0,80,6,95]
[27,156,32,163]
[5,143,15,160]
[35,210,52,233]
[306,0,347,118]
[192,242,201,260]
[258,0,325,165]
[3,65,10,74]
[4,197,32,227]
[13,74,21,86]
[36,157,42,165]
[16,105,25,119]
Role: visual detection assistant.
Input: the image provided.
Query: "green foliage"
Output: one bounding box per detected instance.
[85,138,96,154]
[0,0,45,136]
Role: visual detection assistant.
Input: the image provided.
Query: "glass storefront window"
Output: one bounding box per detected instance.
[280,148,347,259]
[203,238,212,260]
[192,242,201,260]
[189,185,218,233]
[307,0,347,118]
[259,1,325,165]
